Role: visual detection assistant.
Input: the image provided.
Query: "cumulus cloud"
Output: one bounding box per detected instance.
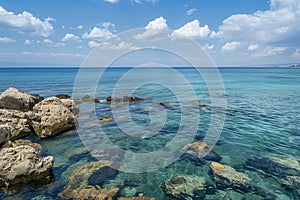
[24,39,32,45]
[100,41,137,50]
[186,8,197,16]
[104,0,119,3]
[253,46,286,57]
[83,24,115,41]
[77,25,83,30]
[0,37,16,43]
[171,19,211,39]
[248,44,260,51]
[43,38,65,47]
[292,48,300,58]
[88,41,100,48]
[221,41,241,52]
[0,6,54,37]
[134,17,168,39]
[202,44,215,51]
[213,0,300,44]
[61,33,81,42]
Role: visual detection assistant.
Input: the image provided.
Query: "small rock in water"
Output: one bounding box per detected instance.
[164,175,206,199]
[99,116,113,124]
[183,141,222,164]
[210,162,252,191]
[55,94,71,99]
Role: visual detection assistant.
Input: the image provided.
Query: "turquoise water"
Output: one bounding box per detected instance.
[0,67,299,199]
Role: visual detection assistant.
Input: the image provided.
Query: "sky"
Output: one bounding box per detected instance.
[0,0,299,67]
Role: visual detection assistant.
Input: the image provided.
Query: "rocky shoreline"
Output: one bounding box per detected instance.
[0,87,299,199]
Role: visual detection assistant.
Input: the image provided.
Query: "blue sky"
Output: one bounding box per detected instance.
[0,0,299,66]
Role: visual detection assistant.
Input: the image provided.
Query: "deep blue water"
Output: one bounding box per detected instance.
[0,67,299,199]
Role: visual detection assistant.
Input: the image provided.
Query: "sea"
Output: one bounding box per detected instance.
[0,67,299,199]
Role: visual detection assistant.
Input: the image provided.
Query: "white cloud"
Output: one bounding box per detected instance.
[88,41,100,48]
[22,51,84,57]
[253,46,286,57]
[292,48,300,57]
[77,25,83,30]
[104,0,119,3]
[43,38,65,47]
[134,17,168,39]
[0,6,54,37]
[24,39,32,45]
[83,25,115,41]
[213,0,300,44]
[203,44,215,51]
[186,8,197,16]
[248,44,260,51]
[222,41,241,52]
[171,19,211,39]
[100,41,137,50]
[0,37,16,43]
[61,33,81,42]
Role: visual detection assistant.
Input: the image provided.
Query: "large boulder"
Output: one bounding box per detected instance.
[59,161,119,200]
[183,141,221,164]
[28,97,76,138]
[0,140,53,188]
[0,109,33,144]
[60,98,79,116]
[210,162,251,190]
[164,175,206,199]
[0,87,41,111]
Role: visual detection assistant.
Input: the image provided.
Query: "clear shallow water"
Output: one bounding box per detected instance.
[0,67,299,199]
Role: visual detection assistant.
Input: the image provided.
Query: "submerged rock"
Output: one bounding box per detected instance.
[59,161,119,200]
[118,193,155,200]
[0,109,33,144]
[28,97,76,138]
[210,162,251,191]
[283,176,300,189]
[245,154,300,177]
[99,116,113,124]
[183,141,221,164]
[164,175,206,199]
[0,140,53,188]
[0,87,41,111]
[88,166,119,187]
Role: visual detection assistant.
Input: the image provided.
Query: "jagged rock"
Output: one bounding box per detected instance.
[0,87,41,111]
[118,193,155,200]
[59,161,119,200]
[55,94,71,99]
[164,175,206,199]
[0,140,53,188]
[210,162,251,190]
[183,141,221,164]
[245,154,300,177]
[82,95,100,103]
[60,98,79,115]
[0,124,11,145]
[30,94,44,103]
[3,139,42,153]
[99,116,113,124]
[0,109,33,143]
[28,97,76,138]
